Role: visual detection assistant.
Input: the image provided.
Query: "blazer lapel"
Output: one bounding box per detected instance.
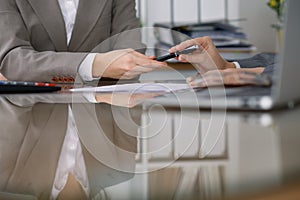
[68,0,108,51]
[27,0,68,51]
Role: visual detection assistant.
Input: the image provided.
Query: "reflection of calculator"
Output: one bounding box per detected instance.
[0,81,61,93]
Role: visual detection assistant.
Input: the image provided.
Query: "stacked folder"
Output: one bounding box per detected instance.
[154,20,256,56]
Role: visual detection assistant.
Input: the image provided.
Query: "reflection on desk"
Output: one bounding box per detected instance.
[133,105,300,200]
[0,93,300,200]
[0,95,141,199]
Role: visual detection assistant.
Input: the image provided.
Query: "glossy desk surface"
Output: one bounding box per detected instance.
[0,88,300,200]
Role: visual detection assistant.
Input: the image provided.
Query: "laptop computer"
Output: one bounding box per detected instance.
[145,0,300,110]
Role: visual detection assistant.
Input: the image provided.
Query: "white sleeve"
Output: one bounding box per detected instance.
[232,61,241,69]
[78,53,100,81]
[78,53,101,103]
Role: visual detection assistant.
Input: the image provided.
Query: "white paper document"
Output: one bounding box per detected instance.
[69,83,191,93]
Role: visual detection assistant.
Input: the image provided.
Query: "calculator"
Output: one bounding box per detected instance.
[0,81,61,93]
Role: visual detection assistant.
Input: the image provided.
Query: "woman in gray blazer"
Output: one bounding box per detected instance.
[0,0,166,82]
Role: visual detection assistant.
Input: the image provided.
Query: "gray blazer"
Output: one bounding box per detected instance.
[0,0,141,82]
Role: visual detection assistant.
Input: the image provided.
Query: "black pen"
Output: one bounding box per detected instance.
[155,45,199,62]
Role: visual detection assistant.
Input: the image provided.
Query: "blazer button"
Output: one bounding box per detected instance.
[58,77,64,82]
[51,77,58,82]
[69,77,75,82]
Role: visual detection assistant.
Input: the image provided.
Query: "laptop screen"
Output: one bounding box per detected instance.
[272,0,300,106]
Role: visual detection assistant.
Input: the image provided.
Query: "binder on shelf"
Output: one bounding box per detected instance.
[153,20,255,54]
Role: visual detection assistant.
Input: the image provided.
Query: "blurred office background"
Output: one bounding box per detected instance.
[136,0,278,52]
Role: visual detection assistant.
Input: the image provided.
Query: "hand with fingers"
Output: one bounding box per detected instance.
[92,49,168,79]
[169,36,236,74]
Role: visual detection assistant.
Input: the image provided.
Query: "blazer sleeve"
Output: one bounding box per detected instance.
[237,53,277,69]
[0,1,88,82]
[236,53,278,77]
[262,63,276,77]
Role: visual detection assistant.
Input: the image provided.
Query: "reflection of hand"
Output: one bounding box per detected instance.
[169,37,235,74]
[187,68,269,87]
[0,73,7,81]
[95,92,162,108]
[92,49,167,79]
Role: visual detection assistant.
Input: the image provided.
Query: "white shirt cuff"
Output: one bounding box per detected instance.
[78,53,99,81]
[232,61,241,69]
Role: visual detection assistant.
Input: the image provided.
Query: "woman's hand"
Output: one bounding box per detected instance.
[92,49,167,79]
[169,37,235,74]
